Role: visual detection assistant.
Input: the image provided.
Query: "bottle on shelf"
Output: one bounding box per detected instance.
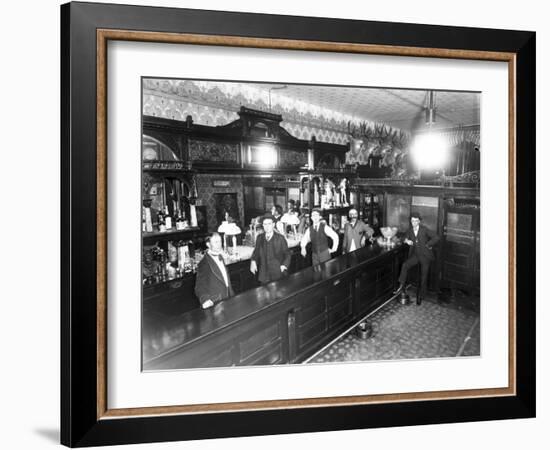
[166,262,176,280]
[175,211,185,230]
[164,205,172,230]
[143,199,154,233]
[157,208,164,230]
[189,203,198,228]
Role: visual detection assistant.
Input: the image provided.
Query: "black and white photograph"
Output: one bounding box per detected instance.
[141,79,481,371]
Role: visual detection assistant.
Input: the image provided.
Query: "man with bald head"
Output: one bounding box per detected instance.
[342,208,374,254]
[194,232,234,309]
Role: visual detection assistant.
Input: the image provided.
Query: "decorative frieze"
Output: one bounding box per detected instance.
[188,140,239,163]
[279,148,307,167]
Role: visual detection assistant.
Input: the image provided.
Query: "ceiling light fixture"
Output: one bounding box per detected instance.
[425,90,437,126]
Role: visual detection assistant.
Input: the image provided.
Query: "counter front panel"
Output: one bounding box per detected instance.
[143,244,407,370]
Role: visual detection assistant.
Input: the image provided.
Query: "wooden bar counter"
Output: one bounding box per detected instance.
[143,243,407,370]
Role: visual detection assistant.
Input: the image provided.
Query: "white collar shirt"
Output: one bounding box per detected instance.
[209,252,229,286]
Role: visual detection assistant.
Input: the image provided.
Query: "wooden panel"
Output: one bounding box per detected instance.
[150,344,235,370]
[359,285,376,305]
[297,316,328,350]
[328,297,353,329]
[443,252,470,267]
[445,233,474,245]
[358,268,379,309]
[298,299,326,326]
[239,322,281,361]
[377,274,394,295]
[442,207,479,293]
[447,212,473,230]
[243,185,254,209]
[198,347,235,368]
[253,187,264,209]
[443,265,471,286]
[360,270,377,285]
[242,340,283,366]
[326,279,352,307]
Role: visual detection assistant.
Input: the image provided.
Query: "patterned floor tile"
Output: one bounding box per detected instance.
[310,294,480,364]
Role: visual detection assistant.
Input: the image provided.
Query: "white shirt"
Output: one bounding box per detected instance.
[209,252,229,286]
[300,222,339,252]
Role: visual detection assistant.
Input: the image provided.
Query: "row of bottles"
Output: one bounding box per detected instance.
[142,240,203,285]
[142,202,198,233]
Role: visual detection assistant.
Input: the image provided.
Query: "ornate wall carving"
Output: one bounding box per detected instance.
[279,148,307,167]
[188,140,239,163]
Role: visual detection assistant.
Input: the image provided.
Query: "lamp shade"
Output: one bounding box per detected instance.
[224,223,242,236]
[217,221,230,234]
[281,212,300,226]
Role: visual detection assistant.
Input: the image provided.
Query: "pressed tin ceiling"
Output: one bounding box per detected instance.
[257,83,481,132]
[144,79,480,133]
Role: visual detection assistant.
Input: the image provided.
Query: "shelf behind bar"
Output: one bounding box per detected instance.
[142,227,207,245]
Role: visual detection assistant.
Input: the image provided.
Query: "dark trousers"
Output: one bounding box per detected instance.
[312,249,330,266]
[398,254,430,296]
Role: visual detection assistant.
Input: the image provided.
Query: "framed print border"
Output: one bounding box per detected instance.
[61,1,535,447]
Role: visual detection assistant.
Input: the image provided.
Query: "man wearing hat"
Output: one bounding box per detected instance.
[300,208,339,265]
[250,214,291,284]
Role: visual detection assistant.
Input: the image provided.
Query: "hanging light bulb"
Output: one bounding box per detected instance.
[425,91,437,126]
[414,91,447,170]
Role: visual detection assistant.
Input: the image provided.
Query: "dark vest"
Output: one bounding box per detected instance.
[310,223,329,253]
[411,228,420,255]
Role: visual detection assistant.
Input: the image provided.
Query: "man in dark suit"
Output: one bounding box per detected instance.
[250,214,291,284]
[394,213,440,305]
[194,232,234,309]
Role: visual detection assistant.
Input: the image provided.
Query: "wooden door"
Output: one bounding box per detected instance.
[441,205,480,294]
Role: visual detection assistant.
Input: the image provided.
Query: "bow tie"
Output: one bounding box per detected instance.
[210,253,223,262]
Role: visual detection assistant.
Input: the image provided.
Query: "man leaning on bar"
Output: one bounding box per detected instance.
[342,208,374,253]
[194,232,234,309]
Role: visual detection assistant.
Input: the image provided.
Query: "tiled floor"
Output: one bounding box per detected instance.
[310,291,480,364]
